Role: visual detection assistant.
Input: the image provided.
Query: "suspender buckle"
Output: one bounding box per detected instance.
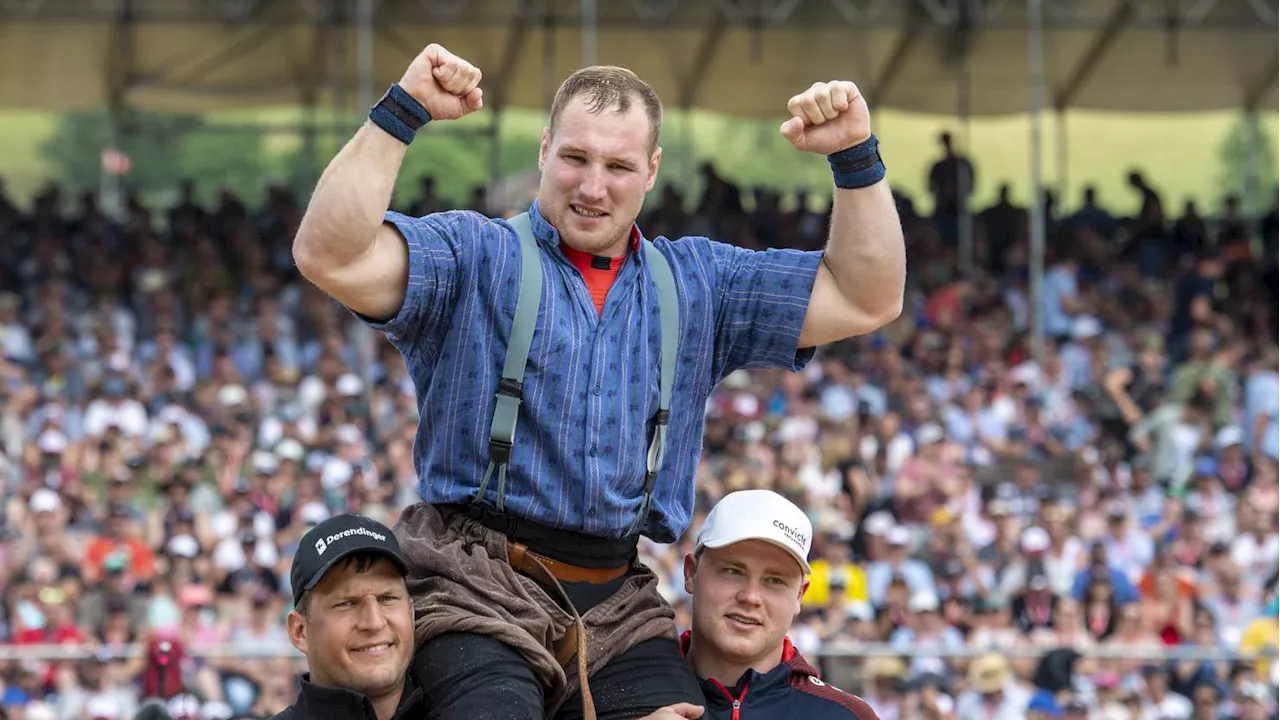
[497,378,523,398]
[650,409,670,426]
[643,469,657,494]
[489,438,514,465]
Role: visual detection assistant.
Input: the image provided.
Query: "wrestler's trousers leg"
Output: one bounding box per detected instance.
[415,632,543,720]
[415,632,703,720]
[553,636,704,720]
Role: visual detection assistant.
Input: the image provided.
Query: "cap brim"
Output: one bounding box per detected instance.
[699,534,811,575]
[297,546,409,605]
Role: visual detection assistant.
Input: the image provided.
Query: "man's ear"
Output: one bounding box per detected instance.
[539,128,551,172]
[645,146,663,192]
[683,553,698,595]
[287,610,308,657]
[796,577,811,614]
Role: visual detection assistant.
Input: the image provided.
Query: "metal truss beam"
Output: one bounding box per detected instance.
[140,23,283,88]
[1054,0,1133,109]
[1242,0,1277,25]
[1244,58,1278,110]
[418,0,470,21]
[828,0,895,26]
[678,5,728,108]
[629,0,682,24]
[715,0,807,25]
[489,0,536,108]
[0,0,46,17]
[867,0,924,107]
[103,0,134,108]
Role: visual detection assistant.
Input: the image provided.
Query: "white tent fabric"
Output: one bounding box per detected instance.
[0,0,1275,116]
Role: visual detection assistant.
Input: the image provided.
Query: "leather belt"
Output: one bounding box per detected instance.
[503,541,599,720]
[506,541,630,585]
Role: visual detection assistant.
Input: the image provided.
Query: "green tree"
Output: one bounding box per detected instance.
[1217,113,1278,213]
[177,130,269,205]
[41,109,270,205]
[41,109,203,196]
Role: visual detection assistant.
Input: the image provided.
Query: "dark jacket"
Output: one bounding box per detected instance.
[271,672,426,720]
[680,632,881,720]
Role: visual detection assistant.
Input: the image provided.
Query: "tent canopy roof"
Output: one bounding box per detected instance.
[1,0,1275,117]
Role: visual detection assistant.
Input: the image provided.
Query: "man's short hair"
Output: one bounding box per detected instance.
[549,66,663,152]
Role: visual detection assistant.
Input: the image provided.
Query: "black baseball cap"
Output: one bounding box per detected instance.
[290,514,408,607]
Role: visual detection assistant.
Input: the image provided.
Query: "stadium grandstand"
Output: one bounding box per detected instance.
[0,1,1278,719]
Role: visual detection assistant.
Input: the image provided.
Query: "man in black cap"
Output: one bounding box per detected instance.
[274,514,423,720]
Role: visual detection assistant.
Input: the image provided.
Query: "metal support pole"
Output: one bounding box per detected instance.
[957,52,973,279]
[1028,0,1047,365]
[356,0,374,113]
[1055,110,1068,207]
[356,0,379,424]
[581,0,597,67]
[332,5,348,135]
[543,10,557,121]
[489,108,503,205]
[1243,111,1260,218]
[683,107,696,200]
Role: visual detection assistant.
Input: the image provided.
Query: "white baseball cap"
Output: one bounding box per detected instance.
[167,693,202,719]
[37,429,68,454]
[1020,526,1050,554]
[25,703,57,720]
[694,489,812,574]
[29,488,62,514]
[86,694,122,719]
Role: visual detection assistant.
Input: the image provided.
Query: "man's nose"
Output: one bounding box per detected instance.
[735,580,764,606]
[578,165,607,200]
[354,597,388,630]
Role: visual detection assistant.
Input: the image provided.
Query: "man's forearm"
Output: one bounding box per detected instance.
[293,121,409,273]
[824,180,907,323]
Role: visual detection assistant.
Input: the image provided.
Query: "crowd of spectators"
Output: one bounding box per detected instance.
[0,135,1276,719]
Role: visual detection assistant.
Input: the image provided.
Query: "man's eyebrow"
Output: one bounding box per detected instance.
[558,144,637,165]
[715,556,798,578]
[330,586,404,601]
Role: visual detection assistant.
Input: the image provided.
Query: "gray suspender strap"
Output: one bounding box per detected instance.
[473,212,680,534]
[631,241,679,533]
[473,212,543,512]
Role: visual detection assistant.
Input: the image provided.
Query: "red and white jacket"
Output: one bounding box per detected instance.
[680,631,882,720]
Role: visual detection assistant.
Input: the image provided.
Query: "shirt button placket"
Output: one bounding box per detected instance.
[585,327,608,533]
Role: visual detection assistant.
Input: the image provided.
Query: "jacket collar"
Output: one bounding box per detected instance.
[293,674,377,720]
[292,672,424,720]
[679,630,821,706]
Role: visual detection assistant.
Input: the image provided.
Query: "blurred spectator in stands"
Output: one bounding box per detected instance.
[927,132,976,246]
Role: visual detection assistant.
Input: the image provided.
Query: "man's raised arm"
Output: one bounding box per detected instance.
[292,43,483,322]
[779,81,906,348]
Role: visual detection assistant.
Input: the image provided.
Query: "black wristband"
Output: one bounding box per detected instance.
[369,84,432,145]
[828,134,886,189]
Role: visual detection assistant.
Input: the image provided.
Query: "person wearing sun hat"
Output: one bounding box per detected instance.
[677,489,881,719]
[954,653,1030,719]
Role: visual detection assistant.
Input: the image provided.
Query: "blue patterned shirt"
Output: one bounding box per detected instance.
[363,200,821,542]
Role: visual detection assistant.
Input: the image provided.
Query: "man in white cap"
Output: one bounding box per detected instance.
[165,693,203,719]
[87,694,126,720]
[678,489,881,719]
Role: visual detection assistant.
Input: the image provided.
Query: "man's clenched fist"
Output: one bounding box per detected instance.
[399,43,483,120]
[779,81,872,156]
